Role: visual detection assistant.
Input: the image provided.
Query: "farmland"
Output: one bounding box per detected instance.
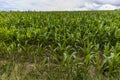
[0,11,120,79]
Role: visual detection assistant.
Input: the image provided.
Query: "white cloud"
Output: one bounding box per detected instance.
[0,0,120,11]
[84,3,100,10]
[9,0,87,11]
[98,4,119,10]
[93,0,120,5]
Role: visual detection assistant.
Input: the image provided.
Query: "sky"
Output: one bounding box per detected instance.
[0,0,120,11]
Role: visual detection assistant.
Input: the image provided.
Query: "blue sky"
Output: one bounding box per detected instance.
[0,0,120,11]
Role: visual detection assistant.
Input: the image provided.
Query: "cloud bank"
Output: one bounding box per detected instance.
[0,0,120,11]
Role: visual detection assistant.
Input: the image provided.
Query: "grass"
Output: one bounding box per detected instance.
[0,11,120,80]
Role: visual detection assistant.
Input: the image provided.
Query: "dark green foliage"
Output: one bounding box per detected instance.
[0,11,120,79]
